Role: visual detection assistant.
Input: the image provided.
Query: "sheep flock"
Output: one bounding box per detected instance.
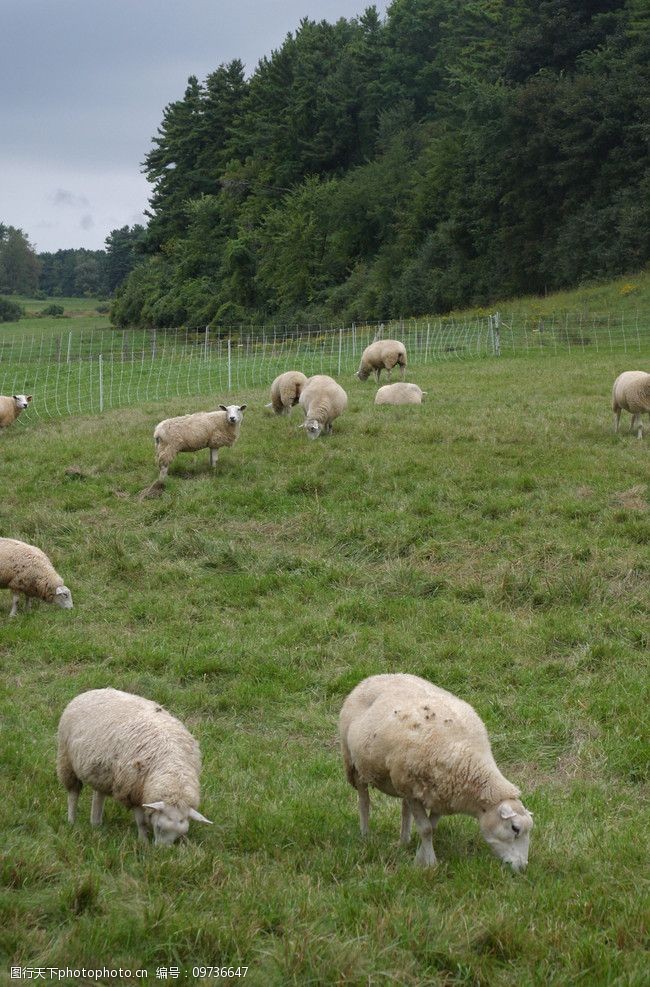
[2,335,646,871]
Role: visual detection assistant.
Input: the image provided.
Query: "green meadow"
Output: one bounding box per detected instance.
[0,349,648,985]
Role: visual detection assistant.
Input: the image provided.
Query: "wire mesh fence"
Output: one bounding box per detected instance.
[1,312,648,424]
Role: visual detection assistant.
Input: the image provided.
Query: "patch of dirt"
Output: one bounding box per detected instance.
[138,480,165,500]
[575,485,594,499]
[611,484,647,511]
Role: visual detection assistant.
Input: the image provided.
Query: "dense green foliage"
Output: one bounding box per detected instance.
[112,0,650,329]
[0,225,40,295]
[0,295,23,322]
[1,351,648,983]
[37,225,145,298]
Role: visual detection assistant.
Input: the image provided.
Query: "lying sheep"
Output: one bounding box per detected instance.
[375,382,426,405]
[356,340,407,383]
[267,371,308,415]
[0,538,73,617]
[298,374,348,439]
[154,403,246,481]
[339,673,533,871]
[612,371,650,439]
[0,394,32,429]
[57,688,212,845]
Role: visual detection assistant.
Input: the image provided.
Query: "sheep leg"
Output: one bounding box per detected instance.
[90,791,106,827]
[9,593,20,617]
[67,788,81,824]
[133,806,150,842]
[409,798,437,867]
[210,448,219,468]
[613,409,621,433]
[400,364,406,381]
[158,464,169,482]
[357,784,370,837]
[400,799,413,844]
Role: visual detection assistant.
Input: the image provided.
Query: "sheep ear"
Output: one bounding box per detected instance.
[188,808,213,824]
[55,586,66,595]
[219,405,227,411]
[499,805,517,820]
[142,801,166,811]
[298,422,307,429]
[239,404,247,411]
[27,395,33,402]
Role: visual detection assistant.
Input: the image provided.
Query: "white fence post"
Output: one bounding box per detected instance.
[338,326,343,376]
[98,354,104,412]
[66,331,73,364]
[227,338,232,391]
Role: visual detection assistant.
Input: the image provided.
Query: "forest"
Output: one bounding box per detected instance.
[0,223,144,301]
[110,0,650,329]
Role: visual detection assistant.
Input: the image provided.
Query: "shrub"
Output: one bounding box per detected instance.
[0,297,23,322]
[40,303,65,317]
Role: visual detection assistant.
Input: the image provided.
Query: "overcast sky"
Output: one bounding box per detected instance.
[1,0,390,254]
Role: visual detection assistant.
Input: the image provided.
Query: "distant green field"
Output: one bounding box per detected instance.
[1,351,648,985]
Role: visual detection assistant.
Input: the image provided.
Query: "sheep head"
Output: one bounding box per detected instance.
[299,418,322,440]
[219,404,246,425]
[142,801,213,845]
[53,585,73,609]
[478,800,533,872]
[13,394,32,409]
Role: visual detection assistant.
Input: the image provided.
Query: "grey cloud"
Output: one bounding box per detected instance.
[51,189,90,208]
[80,215,95,231]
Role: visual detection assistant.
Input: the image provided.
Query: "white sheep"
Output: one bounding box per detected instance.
[0,538,73,617]
[612,371,650,439]
[57,688,212,845]
[0,394,32,428]
[356,340,407,383]
[375,382,426,405]
[339,673,533,871]
[298,374,348,439]
[154,403,246,481]
[267,371,308,415]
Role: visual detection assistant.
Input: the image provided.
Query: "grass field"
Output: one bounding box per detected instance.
[1,351,648,986]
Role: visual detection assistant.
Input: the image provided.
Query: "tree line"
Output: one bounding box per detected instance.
[112,0,649,328]
[0,223,144,301]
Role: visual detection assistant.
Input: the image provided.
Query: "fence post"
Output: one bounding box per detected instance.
[66,331,72,364]
[152,328,157,360]
[227,338,232,391]
[204,325,209,360]
[338,326,343,376]
[98,354,104,412]
[491,312,501,356]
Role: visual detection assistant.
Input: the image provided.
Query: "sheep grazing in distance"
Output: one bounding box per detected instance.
[57,688,212,845]
[339,673,533,871]
[0,394,32,429]
[298,374,348,439]
[612,371,650,439]
[154,403,246,481]
[356,340,407,383]
[375,382,426,406]
[267,371,308,415]
[0,538,73,617]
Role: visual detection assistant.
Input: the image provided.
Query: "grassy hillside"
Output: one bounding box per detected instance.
[0,351,648,985]
[1,297,110,342]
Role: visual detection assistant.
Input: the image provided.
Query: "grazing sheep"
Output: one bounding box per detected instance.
[298,374,348,439]
[154,403,246,481]
[356,340,407,383]
[57,688,212,845]
[612,371,650,439]
[339,673,533,871]
[267,371,308,415]
[375,382,426,406]
[0,538,73,618]
[0,394,32,429]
